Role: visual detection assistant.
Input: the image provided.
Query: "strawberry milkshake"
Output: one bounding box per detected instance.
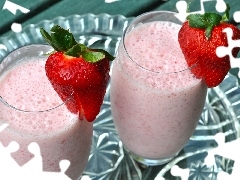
[110,11,207,165]
[0,45,92,179]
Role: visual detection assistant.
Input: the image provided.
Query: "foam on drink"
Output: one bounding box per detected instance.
[120,21,200,91]
[0,58,76,134]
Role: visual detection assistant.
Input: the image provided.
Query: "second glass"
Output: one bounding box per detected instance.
[110,11,207,166]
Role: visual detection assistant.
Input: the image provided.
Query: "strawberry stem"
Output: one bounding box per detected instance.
[40,25,114,62]
[186,4,230,39]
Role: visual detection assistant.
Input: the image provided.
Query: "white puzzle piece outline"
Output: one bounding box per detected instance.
[2,1,30,33]
[171,165,190,180]
[216,28,240,78]
[204,133,240,180]
[2,0,30,15]
[0,123,72,180]
[233,11,240,23]
[105,0,121,3]
[11,22,22,33]
[175,0,228,23]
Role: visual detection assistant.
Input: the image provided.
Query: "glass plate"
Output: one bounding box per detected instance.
[0,14,240,180]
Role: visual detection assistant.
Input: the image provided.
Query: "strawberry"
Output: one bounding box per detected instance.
[178,5,240,87]
[40,25,114,122]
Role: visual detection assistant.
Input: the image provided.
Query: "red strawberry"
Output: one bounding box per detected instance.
[178,6,240,87]
[40,25,114,122]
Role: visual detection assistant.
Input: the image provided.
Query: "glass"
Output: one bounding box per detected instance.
[110,11,208,166]
[0,45,93,180]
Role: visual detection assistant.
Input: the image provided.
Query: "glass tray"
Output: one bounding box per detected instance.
[0,14,240,180]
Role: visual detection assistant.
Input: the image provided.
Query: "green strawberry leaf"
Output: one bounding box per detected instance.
[65,44,87,57]
[40,25,78,52]
[187,4,230,40]
[41,25,115,62]
[205,25,214,39]
[187,14,208,28]
[65,45,115,62]
[205,13,222,26]
[187,13,222,39]
[92,49,115,61]
[40,28,60,51]
[50,25,78,51]
[82,51,105,63]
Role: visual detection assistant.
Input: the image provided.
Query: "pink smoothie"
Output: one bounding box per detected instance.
[110,21,207,160]
[0,56,92,179]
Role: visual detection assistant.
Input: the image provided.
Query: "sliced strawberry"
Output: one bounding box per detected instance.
[40,25,113,122]
[178,5,240,88]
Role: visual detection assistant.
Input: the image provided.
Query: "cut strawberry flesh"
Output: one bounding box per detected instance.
[45,52,110,122]
[40,25,113,122]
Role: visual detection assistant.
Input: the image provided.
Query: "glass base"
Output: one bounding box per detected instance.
[124,146,179,166]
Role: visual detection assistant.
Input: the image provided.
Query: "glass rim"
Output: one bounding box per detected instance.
[0,44,69,113]
[0,95,70,113]
[122,10,199,75]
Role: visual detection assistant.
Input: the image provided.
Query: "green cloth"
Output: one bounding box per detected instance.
[1,0,240,36]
